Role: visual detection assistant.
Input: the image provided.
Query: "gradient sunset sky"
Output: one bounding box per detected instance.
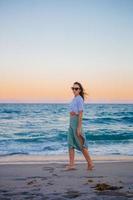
[0,0,133,103]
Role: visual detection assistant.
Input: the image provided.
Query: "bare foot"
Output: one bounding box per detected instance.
[87,163,95,170]
[65,163,75,167]
[65,164,76,170]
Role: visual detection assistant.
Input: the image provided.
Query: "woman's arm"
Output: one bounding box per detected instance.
[77,111,83,136]
[76,96,84,136]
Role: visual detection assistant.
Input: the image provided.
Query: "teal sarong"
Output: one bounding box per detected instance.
[67,115,88,151]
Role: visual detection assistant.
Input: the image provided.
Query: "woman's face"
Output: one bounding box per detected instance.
[71,84,81,96]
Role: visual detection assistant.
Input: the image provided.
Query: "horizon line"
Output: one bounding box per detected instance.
[0,101,133,104]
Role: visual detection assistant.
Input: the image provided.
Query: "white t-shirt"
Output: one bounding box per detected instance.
[69,95,84,114]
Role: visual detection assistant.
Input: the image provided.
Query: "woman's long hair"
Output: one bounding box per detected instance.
[73,81,88,101]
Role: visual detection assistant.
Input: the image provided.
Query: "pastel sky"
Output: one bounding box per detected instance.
[0,0,133,103]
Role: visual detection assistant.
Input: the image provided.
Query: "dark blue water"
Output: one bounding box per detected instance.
[0,103,133,156]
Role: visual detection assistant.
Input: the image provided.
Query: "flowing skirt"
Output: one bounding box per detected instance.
[67,115,88,151]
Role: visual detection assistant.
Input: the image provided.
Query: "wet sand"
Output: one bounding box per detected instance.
[0,155,133,200]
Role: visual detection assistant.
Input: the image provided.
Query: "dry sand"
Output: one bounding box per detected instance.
[0,154,133,200]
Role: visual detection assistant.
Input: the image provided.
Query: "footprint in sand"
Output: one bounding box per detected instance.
[46,182,54,186]
[52,173,59,177]
[62,190,84,198]
[27,179,37,185]
[42,166,54,173]
[26,179,41,187]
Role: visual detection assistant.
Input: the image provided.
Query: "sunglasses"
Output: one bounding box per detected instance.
[71,87,80,91]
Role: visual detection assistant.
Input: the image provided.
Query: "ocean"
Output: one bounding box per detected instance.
[0,103,133,156]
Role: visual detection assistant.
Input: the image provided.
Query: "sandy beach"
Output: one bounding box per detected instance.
[0,155,133,200]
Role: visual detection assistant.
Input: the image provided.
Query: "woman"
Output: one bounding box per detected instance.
[66,81,94,170]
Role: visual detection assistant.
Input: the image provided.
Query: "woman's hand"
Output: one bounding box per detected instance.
[77,127,82,137]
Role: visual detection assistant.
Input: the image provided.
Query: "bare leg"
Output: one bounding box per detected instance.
[65,148,76,170]
[77,135,94,170]
[82,148,94,170]
[69,147,75,166]
[77,134,84,146]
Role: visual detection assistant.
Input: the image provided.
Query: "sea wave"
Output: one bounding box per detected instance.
[0,103,133,156]
[83,116,133,123]
[0,131,132,143]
